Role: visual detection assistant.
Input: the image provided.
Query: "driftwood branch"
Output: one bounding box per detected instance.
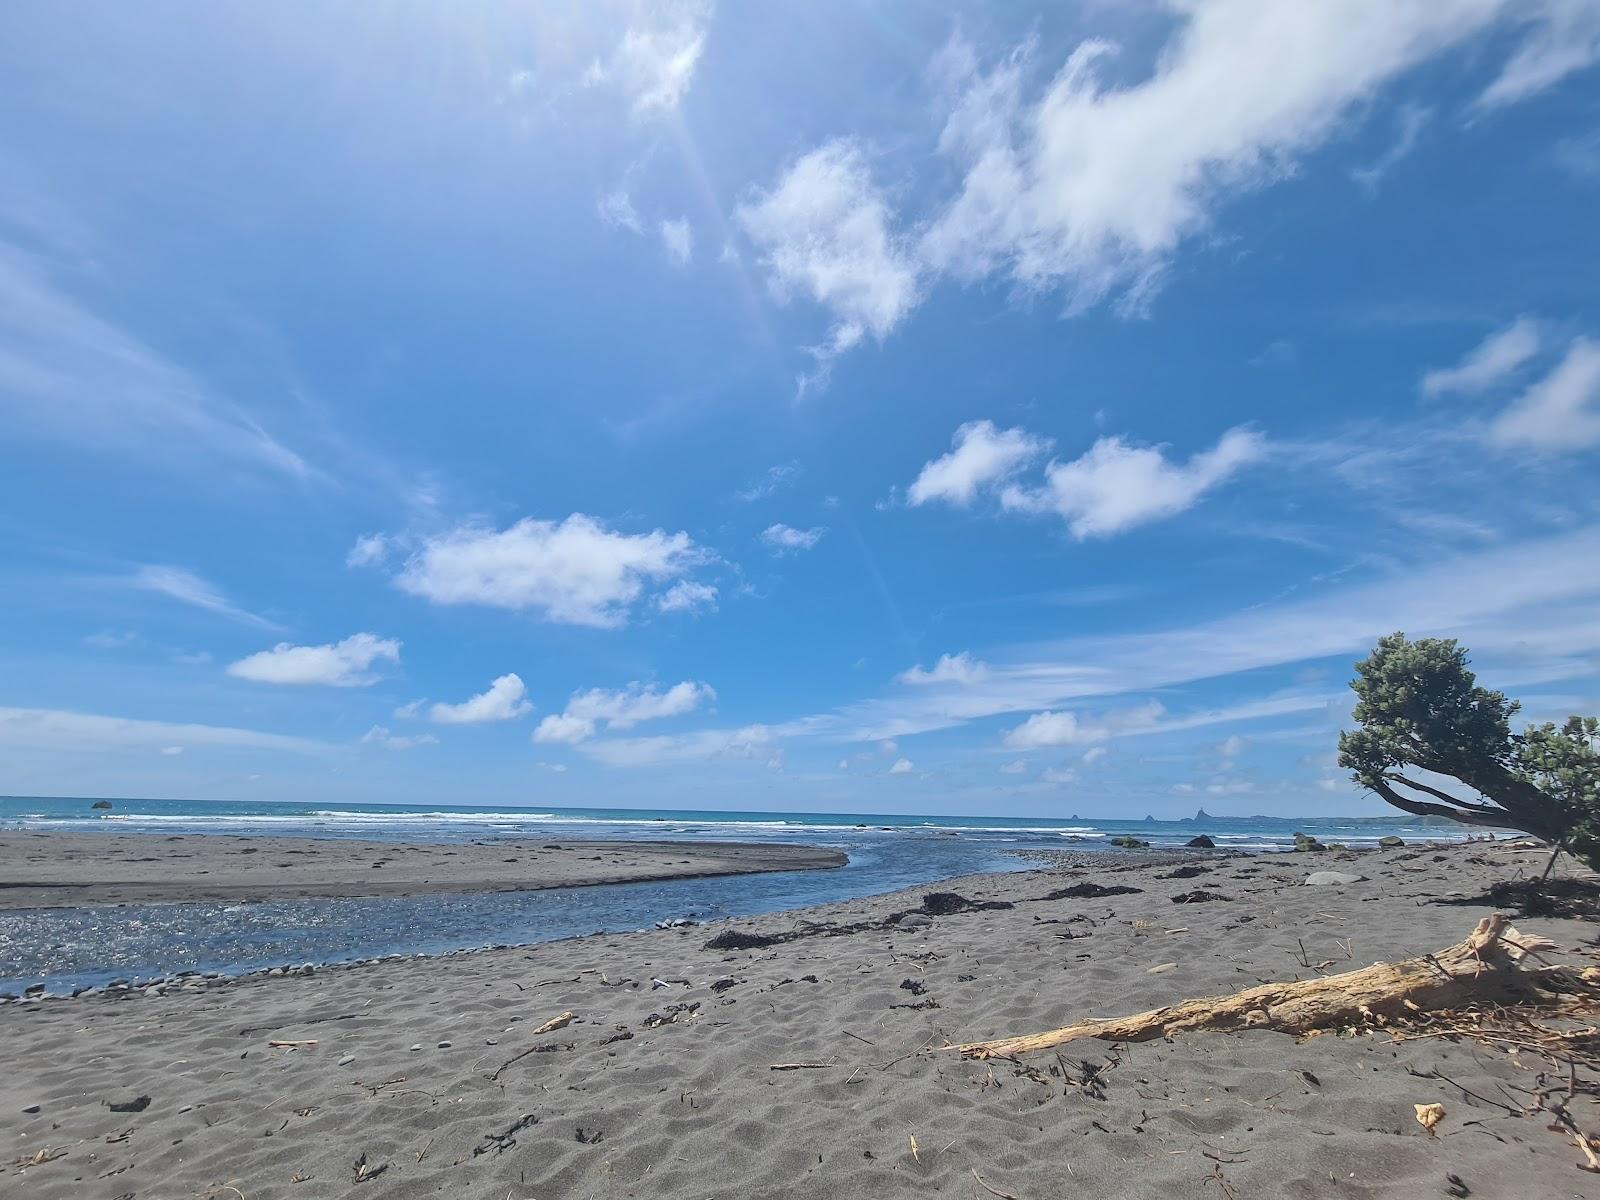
[954,916,1570,1059]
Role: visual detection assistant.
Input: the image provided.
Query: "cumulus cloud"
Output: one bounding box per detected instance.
[1004,701,1165,748]
[999,758,1028,775]
[737,4,1592,370]
[428,673,532,725]
[392,514,707,629]
[1003,428,1264,538]
[898,652,989,686]
[1421,318,1541,398]
[760,523,825,553]
[1488,337,1600,452]
[534,680,714,744]
[656,580,719,614]
[227,633,400,687]
[659,217,693,266]
[907,420,1051,507]
[888,757,914,774]
[735,140,919,370]
[585,1,711,118]
[922,5,1537,312]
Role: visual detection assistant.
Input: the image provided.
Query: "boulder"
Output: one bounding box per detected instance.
[1378,835,1406,848]
[1186,835,1216,849]
[1304,871,1366,886]
[91,800,112,810]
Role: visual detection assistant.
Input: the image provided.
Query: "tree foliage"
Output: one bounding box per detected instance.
[1339,633,1600,863]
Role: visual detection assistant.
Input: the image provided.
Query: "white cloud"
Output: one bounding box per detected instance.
[888,757,914,774]
[1217,734,1246,759]
[1004,701,1165,748]
[0,243,315,480]
[128,565,282,631]
[534,680,715,744]
[84,630,139,650]
[1042,766,1077,784]
[228,633,400,687]
[1081,746,1107,765]
[429,673,532,725]
[531,713,596,746]
[1488,337,1600,452]
[1476,0,1600,109]
[659,217,693,266]
[1003,428,1264,538]
[908,420,1051,507]
[0,706,326,755]
[999,758,1028,775]
[1421,318,1541,398]
[578,723,774,767]
[393,514,707,628]
[922,6,1535,313]
[736,140,919,367]
[898,652,989,686]
[1350,103,1432,193]
[733,461,801,501]
[361,725,438,750]
[160,745,184,756]
[598,186,645,234]
[346,534,391,568]
[586,2,710,117]
[656,580,719,614]
[760,523,825,553]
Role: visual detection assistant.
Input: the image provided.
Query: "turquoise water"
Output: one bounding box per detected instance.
[0,795,1465,993]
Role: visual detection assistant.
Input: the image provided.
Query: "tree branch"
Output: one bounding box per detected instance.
[1383,774,1502,814]
[1368,778,1532,834]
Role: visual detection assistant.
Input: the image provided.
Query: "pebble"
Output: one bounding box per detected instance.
[22,1103,40,1114]
[338,1055,356,1067]
[897,914,932,930]
[410,1043,423,1052]
[1147,962,1178,974]
[436,1040,453,1049]
[1305,871,1366,886]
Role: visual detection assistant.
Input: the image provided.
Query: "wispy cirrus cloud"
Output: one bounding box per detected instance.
[127,565,284,632]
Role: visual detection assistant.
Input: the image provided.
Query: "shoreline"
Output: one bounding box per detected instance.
[4,840,1595,1198]
[0,831,847,909]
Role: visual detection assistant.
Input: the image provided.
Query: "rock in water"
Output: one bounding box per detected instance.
[1186,835,1216,849]
[91,800,113,810]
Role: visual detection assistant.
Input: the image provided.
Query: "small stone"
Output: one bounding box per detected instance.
[22,1103,40,1114]
[436,1040,453,1049]
[1147,963,1178,974]
[897,913,932,930]
[409,1043,423,1052]
[338,1055,356,1067]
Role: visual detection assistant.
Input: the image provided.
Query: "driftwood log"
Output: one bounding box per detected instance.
[956,915,1569,1059]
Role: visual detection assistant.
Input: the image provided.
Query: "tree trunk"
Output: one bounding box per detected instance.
[953,916,1566,1059]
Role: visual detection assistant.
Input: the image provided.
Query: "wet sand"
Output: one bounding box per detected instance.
[0,832,847,908]
[3,840,1598,1199]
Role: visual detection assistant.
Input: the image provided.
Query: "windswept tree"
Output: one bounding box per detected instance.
[1338,633,1600,865]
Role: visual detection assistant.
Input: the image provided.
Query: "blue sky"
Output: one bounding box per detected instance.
[2,1,1599,817]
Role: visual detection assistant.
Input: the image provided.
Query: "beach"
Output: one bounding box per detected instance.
[4,838,1598,1199]
[0,832,847,908]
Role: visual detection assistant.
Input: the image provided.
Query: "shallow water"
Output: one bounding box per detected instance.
[0,796,1462,992]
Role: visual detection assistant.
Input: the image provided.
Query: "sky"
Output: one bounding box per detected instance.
[2,0,1599,818]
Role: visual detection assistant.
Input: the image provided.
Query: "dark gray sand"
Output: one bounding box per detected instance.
[5,841,1599,1199]
[0,832,846,908]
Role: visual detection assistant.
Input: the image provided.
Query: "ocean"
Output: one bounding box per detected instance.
[0,795,1464,993]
